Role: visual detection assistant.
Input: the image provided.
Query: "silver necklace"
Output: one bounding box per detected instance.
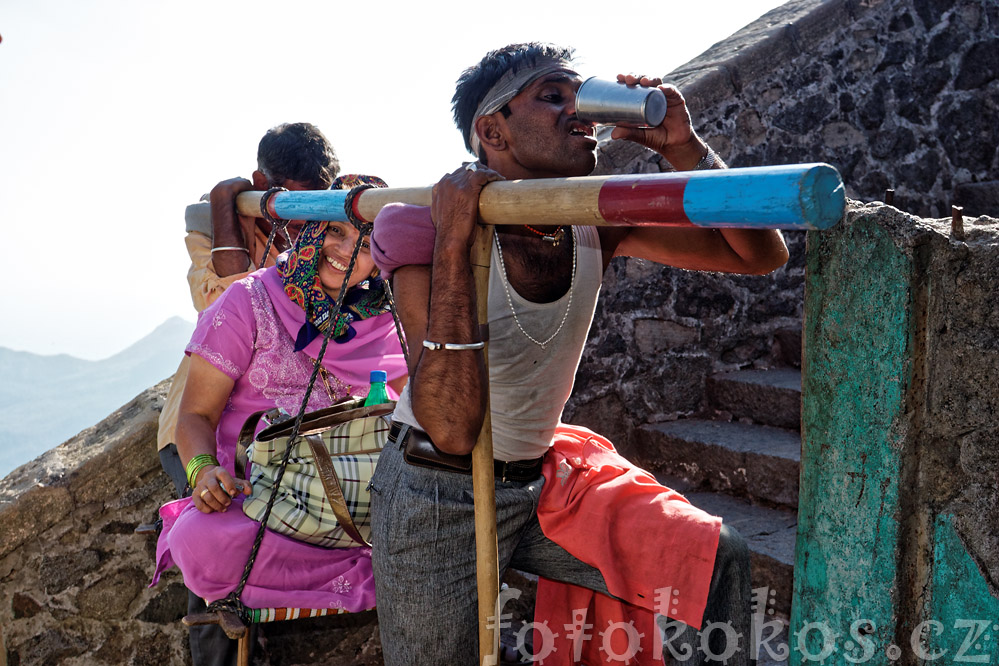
[493,228,576,349]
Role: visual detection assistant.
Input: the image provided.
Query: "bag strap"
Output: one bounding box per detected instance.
[235,408,282,480]
[304,434,371,547]
[257,401,394,441]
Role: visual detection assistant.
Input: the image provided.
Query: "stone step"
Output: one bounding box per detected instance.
[632,419,801,509]
[707,369,802,430]
[659,474,798,619]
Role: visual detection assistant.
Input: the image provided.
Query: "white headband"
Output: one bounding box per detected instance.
[468,58,578,156]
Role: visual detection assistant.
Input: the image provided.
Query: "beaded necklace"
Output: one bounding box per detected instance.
[493,228,576,349]
[523,225,566,246]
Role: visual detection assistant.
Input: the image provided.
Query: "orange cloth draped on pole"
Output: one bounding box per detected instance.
[534,424,722,665]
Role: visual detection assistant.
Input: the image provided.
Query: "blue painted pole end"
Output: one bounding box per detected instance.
[801,163,846,231]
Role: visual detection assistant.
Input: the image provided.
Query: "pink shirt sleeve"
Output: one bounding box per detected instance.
[185,281,256,381]
[370,203,436,280]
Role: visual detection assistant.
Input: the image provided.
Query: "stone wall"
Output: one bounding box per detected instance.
[0,382,189,665]
[565,0,999,446]
[0,383,384,666]
[678,0,999,219]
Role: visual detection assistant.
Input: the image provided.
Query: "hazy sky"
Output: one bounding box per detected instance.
[1,0,786,360]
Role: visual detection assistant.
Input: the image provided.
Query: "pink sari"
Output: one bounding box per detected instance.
[151,266,407,612]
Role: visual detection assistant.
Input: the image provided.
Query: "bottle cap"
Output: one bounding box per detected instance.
[370,370,388,383]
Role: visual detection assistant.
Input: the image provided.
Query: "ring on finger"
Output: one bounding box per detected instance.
[465,162,478,172]
[200,488,211,499]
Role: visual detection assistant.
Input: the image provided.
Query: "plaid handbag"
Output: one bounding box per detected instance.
[238,397,395,548]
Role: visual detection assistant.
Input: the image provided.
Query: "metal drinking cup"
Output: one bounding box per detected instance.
[575,76,667,128]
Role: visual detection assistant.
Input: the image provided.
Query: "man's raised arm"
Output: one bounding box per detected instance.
[396,166,503,455]
[605,75,789,274]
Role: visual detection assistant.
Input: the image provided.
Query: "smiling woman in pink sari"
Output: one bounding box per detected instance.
[151,177,407,647]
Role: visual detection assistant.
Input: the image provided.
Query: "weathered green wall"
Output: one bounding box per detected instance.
[922,514,999,663]
[795,204,999,665]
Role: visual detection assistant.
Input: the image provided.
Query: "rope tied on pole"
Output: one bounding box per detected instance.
[257,186,290,267]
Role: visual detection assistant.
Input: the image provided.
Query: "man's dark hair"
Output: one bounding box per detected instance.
[257,122,340,190]
[452,43,575,158]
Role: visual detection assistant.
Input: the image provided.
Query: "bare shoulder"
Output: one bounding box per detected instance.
[596,227,629,271]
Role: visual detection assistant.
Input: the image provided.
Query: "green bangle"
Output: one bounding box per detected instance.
[186,454,219,488]
[187,462,214,489]
[188,461,212,488]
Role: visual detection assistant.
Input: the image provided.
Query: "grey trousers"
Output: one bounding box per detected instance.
[370,442,754,666]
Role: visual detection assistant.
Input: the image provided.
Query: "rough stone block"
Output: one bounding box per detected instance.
[11,592,42,619]
[136,580,188,624]
[0,485,73,560]
[773,94,834,135]
[772,326,802,368]
[821,121,864,148]
[637,419,801,508]
[568,354,713,446]
[938,94,999,174]
[16,628,88,666]
[736,109,767,146]
[707,369,802,430]
[634,319,701,354]
[955,37,999,90]
[258,610,382,666]
[40,549,100,595]
[954,181,999,217]
[76,566,148,621]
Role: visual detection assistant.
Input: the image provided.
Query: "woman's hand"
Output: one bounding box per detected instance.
[191,463,250,514]
[177,355,240,513]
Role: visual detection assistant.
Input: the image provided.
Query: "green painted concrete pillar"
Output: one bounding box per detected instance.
[794,205,999,665]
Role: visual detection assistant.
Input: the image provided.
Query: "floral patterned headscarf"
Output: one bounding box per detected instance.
[276,174,389,351]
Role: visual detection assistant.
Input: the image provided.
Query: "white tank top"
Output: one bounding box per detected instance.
[393,226,603,461]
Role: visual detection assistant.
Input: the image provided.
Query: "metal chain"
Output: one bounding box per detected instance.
[383,279,410,370]
[492,227,576,349]
[210,220,397,617]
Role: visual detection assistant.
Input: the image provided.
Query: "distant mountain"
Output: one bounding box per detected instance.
[0,317,194,478]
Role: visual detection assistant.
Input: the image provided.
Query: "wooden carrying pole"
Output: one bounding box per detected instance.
[236,163,846,231]
[469,225,500,666]
[231,162,846,665]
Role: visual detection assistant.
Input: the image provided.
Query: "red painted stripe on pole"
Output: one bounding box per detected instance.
[597,174,694,226]
[352,192,369,224]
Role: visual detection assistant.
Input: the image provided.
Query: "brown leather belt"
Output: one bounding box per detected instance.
[388,421,544,482]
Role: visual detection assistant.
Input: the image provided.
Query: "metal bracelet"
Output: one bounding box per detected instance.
[422,340,485,351]
[210,246,250,254]
[694,149,718,170]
